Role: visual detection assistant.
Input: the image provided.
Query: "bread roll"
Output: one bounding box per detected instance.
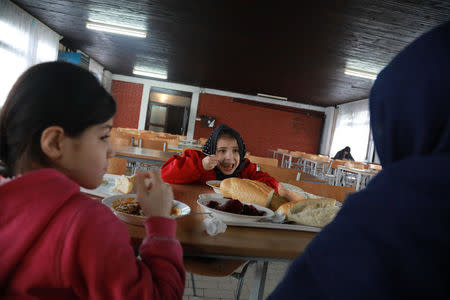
[219,178,274,207]
[268,193,290,211]
[276,198,339,227]
[113,175,136,194]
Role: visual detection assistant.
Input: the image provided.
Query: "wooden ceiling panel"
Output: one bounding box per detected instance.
[11,0,450,107]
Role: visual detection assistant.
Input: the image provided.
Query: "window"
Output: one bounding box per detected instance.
[329,99,371,162]
[0,0,59,106]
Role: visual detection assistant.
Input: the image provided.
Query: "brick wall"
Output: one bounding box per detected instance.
[194,93,324,157]
[111,80,144,128]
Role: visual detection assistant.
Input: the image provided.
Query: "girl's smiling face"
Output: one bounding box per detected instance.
[215,135,240,175]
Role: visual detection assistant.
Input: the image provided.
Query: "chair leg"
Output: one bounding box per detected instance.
[231,260,256,300]
[190,273,197,296]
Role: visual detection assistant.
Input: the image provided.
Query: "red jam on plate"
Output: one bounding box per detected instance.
[206,199,266,216]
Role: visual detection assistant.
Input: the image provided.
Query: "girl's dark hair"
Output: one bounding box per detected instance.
[0,62,116,176]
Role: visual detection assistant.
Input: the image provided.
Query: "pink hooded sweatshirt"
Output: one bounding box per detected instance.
[0,169,185,299]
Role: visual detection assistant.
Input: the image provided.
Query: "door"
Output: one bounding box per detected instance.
[147,104,167,132]
[166,105,187,135]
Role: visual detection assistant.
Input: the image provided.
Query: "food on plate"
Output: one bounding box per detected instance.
[209,183,220,188]
[276,198,340,227]
[206,199,266,216]
[112,197,181,217]
[101,178,109,186]
[268,192,305,211]
[220,178,274,207]
[113,175,136,194]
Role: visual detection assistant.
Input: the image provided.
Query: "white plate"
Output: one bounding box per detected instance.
[280,182,342,207]
[197,196,274,223]
[81,174,123,198]
[206,180,222,194]
[102,194,191,226]
[198,193,224,200]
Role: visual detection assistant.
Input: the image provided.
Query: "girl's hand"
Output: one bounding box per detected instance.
[135,169,173,217]
[202,154,219,171]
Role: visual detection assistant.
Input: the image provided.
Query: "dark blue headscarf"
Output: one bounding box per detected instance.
[370,22,450,165]
[269,21,450,299]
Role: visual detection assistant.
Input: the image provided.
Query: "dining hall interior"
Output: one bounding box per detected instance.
[0,0,449,299]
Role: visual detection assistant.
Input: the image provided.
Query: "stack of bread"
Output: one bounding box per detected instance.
[276,198,340,227]
[220,178,274,208]
[219,178,340,227]
[113,175,136,194]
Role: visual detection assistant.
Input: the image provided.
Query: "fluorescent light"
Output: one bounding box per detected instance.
[86,21,146,38]
[132,68,167,79]
[257,93,288,101]
[344,68,377,80]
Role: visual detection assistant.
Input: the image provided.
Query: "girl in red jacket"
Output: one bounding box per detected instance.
[161,124,295,199]
[0,62,184,299]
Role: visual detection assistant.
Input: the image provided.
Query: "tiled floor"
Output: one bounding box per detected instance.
[183,261,290,300]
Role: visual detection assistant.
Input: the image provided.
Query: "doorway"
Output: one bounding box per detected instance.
[144,87,192,135]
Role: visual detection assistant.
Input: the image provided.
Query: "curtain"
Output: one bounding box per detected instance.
[329,99,371,162]
[89,58,104,83]
[0,0,60,106]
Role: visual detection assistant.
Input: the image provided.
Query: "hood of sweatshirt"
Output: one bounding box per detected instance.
[369,21,450,166]
[0,168,80,287]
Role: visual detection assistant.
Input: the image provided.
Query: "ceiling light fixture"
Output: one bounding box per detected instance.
[86,21,147,38]
[257,93,288,101]
[132,68,167,79]
[344,68,377,80]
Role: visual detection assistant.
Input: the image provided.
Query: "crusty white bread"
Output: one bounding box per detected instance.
[276,198,340,227]
[275,199,304,216]
[268,193,290,211]
[113,175,136,194]
[219,178,274,207]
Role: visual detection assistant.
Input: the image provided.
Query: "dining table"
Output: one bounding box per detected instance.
[114,145,176,166]
[335,166,379,190]
[124,183,317,300]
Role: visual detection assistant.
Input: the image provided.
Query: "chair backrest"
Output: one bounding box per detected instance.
[289,151,304,156]
[106,157,128,175]
[110,134,132,146]
[312,155,330,162]
[139,132,158,139]
[246,155,278,167]
[286,180,356,202]
[140,138,167,151]
[345,161,368,169]
[182,147,201,155]
[330,159,347,169]
[258,164,301,182]
[277,148,290,154]
[368,163,382,171]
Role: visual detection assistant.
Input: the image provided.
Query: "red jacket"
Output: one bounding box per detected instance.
[0,169,185,299]
[161,150,279,192]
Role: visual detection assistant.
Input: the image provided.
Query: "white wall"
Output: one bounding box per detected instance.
[319,106,336,156]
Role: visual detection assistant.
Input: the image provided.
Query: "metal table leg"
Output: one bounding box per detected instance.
[249,261,268,300]
[356,173,362,190]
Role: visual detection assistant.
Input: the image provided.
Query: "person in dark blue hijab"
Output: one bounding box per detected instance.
[333,146,354,160]
[268,21,450,299]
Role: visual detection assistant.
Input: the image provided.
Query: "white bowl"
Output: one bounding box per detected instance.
[197,197,274,223]
[206,180,222,194]
[102,194,191,226]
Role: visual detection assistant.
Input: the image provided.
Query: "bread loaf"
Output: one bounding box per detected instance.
[219,178,274,207]
[276,198,339,227]
[268,193,290,211]
[113,175,136,194]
